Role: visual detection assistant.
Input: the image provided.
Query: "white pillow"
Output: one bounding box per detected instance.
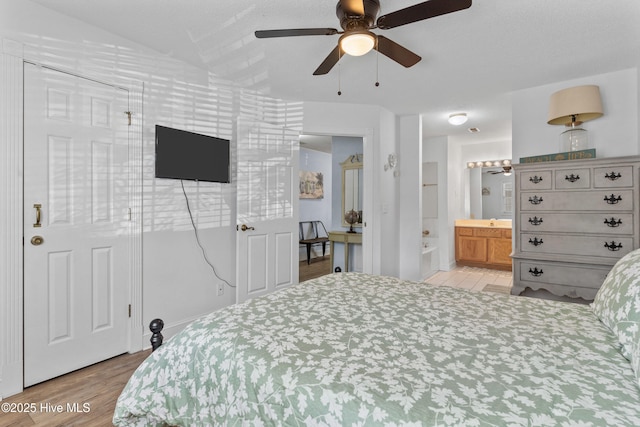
[591,248,640,361]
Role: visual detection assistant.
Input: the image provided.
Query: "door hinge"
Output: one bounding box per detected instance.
[128,304,132,318]
[128,208,132,221]
[124,111,132,126]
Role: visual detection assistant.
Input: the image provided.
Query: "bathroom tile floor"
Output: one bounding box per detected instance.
[425,266,513,293]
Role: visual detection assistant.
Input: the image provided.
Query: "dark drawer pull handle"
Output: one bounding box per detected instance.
[528,237,543,246]
[604,241,623,251]
[604,217,622,227]
[605,171,622,181]
[528,216,543,226]
[565,174,580,182]
[604,194,622,204]
[529,267,543,277]
[528,195,543,205]
[529,176,543,184]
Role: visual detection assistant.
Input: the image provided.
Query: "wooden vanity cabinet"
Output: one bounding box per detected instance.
[455,226,512,271]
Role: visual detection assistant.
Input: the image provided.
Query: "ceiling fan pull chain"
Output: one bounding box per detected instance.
[337,63,342,96]
[375,37,380,87]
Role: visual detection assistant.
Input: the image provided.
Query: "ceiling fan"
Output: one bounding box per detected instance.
[255,0,472,75]
[486,166,513,175]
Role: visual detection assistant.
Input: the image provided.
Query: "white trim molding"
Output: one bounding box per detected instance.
[0,39,25,398]
[127,82,144,353]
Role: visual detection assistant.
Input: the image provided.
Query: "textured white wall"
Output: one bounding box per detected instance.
[513,68,638,161]
[398,115,422,281]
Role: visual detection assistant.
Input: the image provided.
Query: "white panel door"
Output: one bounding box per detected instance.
[236,120,299,303]
[23,64,130,386]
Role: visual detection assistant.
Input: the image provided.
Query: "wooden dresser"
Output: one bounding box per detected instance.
[512,155,640,300]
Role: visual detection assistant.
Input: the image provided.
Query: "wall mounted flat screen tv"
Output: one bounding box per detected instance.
[155,125,230,183]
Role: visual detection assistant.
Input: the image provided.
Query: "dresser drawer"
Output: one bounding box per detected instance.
[519,170,552,190]
[518,260,609,288]
[520,233,633,259]
[520,212,634,235]
[594,166,634,188]
[520,189,633,211]
[555,168,590,189]
[514,260,610,299]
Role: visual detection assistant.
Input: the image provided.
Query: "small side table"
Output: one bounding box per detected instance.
[328,231,362,272]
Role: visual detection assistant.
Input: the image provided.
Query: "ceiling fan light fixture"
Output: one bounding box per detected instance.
[448,113,468,126]
[339,31,375,56]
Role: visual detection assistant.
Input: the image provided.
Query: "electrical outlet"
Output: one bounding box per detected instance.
[217,282,224,296]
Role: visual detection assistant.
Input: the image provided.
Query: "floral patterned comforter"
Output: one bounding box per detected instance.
[113,273,640,426]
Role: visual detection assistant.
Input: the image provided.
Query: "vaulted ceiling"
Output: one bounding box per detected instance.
[31,0,640,144]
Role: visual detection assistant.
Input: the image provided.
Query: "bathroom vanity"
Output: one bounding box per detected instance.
[455,219,512,271]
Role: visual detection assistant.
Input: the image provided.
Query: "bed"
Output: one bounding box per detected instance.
[113,250,640,426]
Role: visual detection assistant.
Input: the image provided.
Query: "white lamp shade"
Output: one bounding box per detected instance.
[340,31,375,56]
[547,85,603,126]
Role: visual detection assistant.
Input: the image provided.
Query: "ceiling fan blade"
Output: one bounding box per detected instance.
[313,45,343,75]
[255,28,338,38]
[374,36,421,68]
[339,0,365,16]
[376,0,472,29]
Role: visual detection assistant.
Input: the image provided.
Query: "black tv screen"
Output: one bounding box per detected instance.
[155,125,230,183]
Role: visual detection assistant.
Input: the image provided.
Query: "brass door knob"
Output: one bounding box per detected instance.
[240,224,255,231]
[31,236,44,246]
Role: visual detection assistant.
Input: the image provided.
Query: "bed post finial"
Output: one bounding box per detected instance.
[149,318,164,351]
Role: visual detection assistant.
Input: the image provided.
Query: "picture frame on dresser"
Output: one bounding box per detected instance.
[511,155,640,301]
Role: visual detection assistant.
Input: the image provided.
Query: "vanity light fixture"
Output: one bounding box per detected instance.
[448,113,468,126]
[466,159,512,170]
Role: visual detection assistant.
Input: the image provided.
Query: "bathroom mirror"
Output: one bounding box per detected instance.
[469,167,514,219]
[341,154,363,228]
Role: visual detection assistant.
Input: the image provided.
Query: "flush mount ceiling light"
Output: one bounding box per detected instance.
[448,113,468,126]
[339,31,376,56]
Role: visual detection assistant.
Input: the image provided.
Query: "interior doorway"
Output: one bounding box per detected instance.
[298,134,364,280]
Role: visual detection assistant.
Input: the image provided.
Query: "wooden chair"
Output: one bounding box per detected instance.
[299,221,329,264]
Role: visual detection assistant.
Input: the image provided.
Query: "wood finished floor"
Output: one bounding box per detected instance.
[299,255,331,282]
[1,350,150,426]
